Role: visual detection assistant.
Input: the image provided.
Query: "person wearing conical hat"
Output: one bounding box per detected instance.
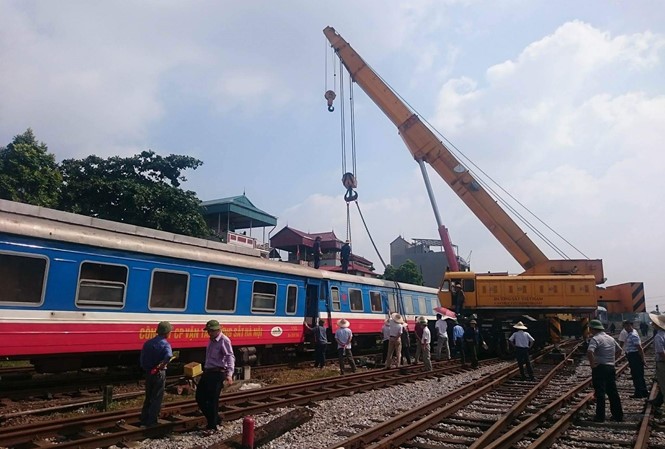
[334,319,357,375]
[508,321,535,381]
[587,319,623,422]
[649,313,665,411]
[384,313,404,369]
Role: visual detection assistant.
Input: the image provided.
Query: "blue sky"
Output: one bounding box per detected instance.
[1,1,664,309]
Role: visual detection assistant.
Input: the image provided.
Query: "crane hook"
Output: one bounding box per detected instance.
[324,90,336,112]
[342,172,358,202]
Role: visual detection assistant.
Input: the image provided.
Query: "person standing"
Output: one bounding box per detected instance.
[587,319,623,422]
[453,282,465,317]
[304,318,328,368]
[384,313,404,369]
[139,321,173,427]
[650,313,665,412]
[622,320,648,398]
[640,321,649,337]
[197,319,235,431]
[313,236,323,269]
[463,319,485,369]
[435,314,450,361]
[508,321,535,381]
[414,317,425,364]
[381,318,391,364]
[452,319,465,363]
[340,240,351,274]
[418,316,433,371]
[334,319,357,374]
[400,321,412,365]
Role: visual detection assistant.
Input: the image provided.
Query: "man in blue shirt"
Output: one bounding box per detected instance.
[139,321,173,427]
[622,320,648,398]
[304,318,328,368]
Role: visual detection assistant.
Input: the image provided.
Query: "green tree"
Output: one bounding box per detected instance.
[381,259,424,285]
[0,129,62,207]
[59,150,209,237]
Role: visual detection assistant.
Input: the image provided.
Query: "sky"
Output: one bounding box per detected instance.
[1,1,664,310]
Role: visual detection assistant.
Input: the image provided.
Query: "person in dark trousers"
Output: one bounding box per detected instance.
[139,321,173,427]
[622,320,648,398]
[508,321,535,381]
[453,282,465,317]
[452,319,465,364]
[304,318,328,368]
[400,321,412,365]
[649,313,665,414]
[640,321,649,337]
[313,236,322,269]
[334,318,357,374]
[197,319,235,432]
[463,319,485,368]
[587,319,623,422]
[340,240,351,273]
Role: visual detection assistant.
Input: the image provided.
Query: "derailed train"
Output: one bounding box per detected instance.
[0,199,440,372]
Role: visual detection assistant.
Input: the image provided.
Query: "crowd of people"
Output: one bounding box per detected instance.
[138,311,663,434]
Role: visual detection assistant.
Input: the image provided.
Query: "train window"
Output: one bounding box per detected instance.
[286,285,297,314]
[418,296,427,315]
[206,277,237,312]
[76,262,127,307]
[369,291,382,312]
[252,281,277,313]
[402,295,414,315]
[149,270,188,310]
[331,287,341,311]
[0,252,48,305]
[388,293,398,313]
[349,288,363,311]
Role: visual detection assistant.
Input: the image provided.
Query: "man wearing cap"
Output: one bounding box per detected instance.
[139,321,173,427]
[197,319,235,431]
[587,319,623,422]
[334,319,357,374]
[463,319,485,369]
[418,316,433,371]
[508,322,535,381]
[384,313,404,369]
[622,321,648,398]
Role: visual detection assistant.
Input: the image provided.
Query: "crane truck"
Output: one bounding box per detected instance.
[323,26,645,342]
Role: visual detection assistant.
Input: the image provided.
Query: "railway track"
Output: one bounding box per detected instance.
[324,339,663,449]
[0,356,501,449]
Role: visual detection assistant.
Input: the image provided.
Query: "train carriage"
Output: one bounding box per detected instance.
[0,199,439,372]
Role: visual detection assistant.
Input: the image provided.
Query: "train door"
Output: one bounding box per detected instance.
[304,280,320,327]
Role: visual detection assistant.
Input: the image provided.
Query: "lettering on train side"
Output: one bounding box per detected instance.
[139,326,207,340]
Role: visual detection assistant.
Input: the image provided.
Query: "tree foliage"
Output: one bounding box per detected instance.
[381,259,424,285]
[0,129,62,207]
[59,150,209,237]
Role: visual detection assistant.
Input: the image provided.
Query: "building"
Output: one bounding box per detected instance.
[270,226,377,277]
[200,195,277,257]
[390,236,470,288]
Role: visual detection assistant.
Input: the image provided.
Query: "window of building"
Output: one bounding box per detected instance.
[331,286,341,311]
[252,281,277,313]
[149,270,188,310]
[286,285,297,314]
[76,262,127,307]
[349,288,363,311]
[206,276,237,312]
[0,252,47,305]
[370,291,382,312]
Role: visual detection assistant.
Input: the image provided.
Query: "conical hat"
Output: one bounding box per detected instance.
[513,321,527,330]
[337,318,350,328]
[650,313,665,330]
[391,313,405,324]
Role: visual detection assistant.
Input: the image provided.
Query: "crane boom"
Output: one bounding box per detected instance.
[324,26,604,284]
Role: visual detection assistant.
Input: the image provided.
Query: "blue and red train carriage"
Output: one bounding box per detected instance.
[0,200,439,372]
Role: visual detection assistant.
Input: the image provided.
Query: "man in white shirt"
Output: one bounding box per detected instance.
[508,321,535,381]
[384,313,404,369]
[418,316,433,371]
[435,314,450,361]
